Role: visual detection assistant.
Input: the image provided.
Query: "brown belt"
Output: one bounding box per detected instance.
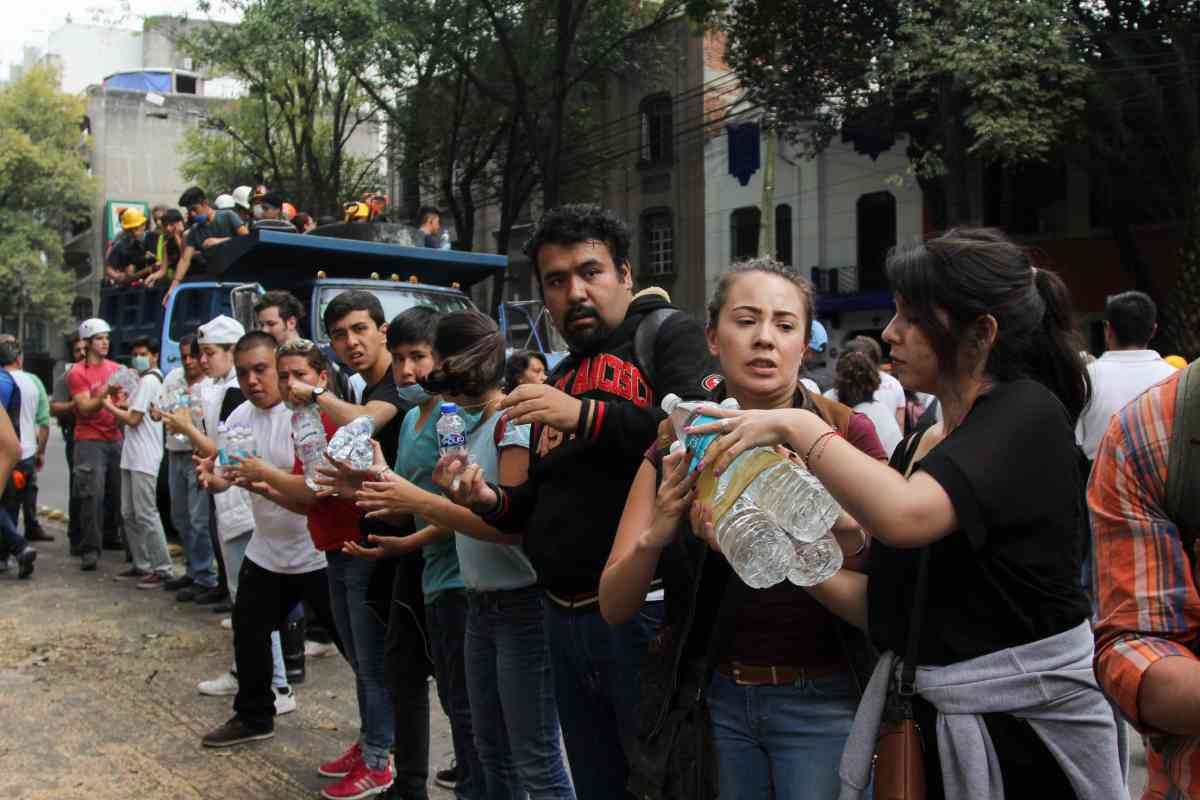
[716,661,844,686]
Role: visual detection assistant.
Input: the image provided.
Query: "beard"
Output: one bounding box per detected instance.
[560,304,613,353]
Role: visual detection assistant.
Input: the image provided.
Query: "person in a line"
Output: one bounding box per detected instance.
[600,258,886,799]
[254,192,299,232]
[824,335,906,431]
[0,337,52,542]
[0,367,34,578]
[833,350,903,459]
[504,350,549,391]
[685,229,1126,799]
[51,335,87,554]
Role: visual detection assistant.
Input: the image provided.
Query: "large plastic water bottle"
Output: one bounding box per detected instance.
[662,394,844,588]
[327,415,375,470]
[436,403,468,458]
[216,422,232,475]
[171,390,197,446]
[292,403,328,491]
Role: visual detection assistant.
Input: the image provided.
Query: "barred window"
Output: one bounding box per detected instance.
[641,210,674,277]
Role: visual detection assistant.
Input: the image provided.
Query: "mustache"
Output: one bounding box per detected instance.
[565,305,599,323]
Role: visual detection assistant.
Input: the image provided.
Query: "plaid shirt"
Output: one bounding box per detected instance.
[1089,369,1200,799]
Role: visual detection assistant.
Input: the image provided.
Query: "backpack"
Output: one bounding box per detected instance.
[1167,360,1200,554]
[634,307,686,391]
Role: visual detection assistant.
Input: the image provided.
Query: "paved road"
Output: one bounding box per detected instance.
[33,426,70,517]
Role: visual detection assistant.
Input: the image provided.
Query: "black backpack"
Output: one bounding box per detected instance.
[1167,360,1200,557]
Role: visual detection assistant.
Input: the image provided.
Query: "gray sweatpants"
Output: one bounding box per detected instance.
[120,468,173,576]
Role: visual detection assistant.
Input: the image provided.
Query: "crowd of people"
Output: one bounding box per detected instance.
[3,201,1199,800]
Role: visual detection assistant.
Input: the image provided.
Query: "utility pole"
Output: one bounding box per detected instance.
[758,126,777,258]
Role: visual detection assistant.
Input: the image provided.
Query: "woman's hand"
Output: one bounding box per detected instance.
[342,534,416,560]
[434,454,497,513]
[315,453,375,498]
[689,501,720,552]
[639,447,698,550]
[356,476,427,519]
[230,454,273,485]
[686,406,817,476]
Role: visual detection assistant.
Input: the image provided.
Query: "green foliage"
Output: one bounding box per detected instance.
[0,65,96,323]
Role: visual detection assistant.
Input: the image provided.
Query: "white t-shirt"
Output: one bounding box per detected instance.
[825,370,906,417]
[10,370,41,460]
[1076,350,1177,460]
[853,399,903,459]
[120,371,164,475]
[160,367,200,453]
[227,400,326,575]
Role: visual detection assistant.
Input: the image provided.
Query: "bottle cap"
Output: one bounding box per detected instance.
[440,402,458,415]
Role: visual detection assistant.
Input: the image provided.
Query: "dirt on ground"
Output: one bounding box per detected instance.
[0,524,454,800]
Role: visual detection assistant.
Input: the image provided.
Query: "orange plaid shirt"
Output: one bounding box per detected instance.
[1089,369,1200,800]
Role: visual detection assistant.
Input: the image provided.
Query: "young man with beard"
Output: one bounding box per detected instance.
[441,205,715,800]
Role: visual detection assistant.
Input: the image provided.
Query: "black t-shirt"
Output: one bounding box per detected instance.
[356,371,411,472]
[868,379,1090,666]
[106,232,153,271]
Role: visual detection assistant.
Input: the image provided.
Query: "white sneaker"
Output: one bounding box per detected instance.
[274,685,297,716]
[219,617,232,630]
[198,671,239,696]
[304,640,337,658]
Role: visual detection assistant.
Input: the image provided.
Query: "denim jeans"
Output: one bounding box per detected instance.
[168,451,215,587]
[0,506,27,556]
[222,530,288,690]
[427,590,483,800]
[465,587,574,800]
[706,669,858,800]
[120,469,173,576]
[326,551,395,770]
[74,439,122,556]
[544,599,663,800]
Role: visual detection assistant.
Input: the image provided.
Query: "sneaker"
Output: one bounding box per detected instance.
[319,741,363,778]
[16,548,36,579]
[194,586,227,605]
[113,567,147,582]
[321,761,393,800]
[80,553,98,571]
[305,640,338,658]
[198,671,239,696]
[136,574,168,590]
[201,716,273,748]
[163,575,193,591]
[433,760,459,790]
[274,685,297,716]
[212,600,234,614]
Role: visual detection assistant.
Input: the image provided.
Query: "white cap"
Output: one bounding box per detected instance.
[79,318,112,339]
[197,315,245,345]
[231,185,253,210]
[214,193,236,210]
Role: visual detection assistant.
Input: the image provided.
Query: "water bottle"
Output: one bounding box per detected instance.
[216,422,231,475]
[327,415,376,471]
[228,425,257,464]
[439,230,451,250]
[292,403,328,491]
[436,403,468,458]
[171,390,194,446]
[662,394,844,589]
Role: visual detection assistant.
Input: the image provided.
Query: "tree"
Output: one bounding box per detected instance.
[0,65,96,326]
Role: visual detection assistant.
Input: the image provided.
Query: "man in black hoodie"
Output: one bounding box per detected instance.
[455,205,716,800]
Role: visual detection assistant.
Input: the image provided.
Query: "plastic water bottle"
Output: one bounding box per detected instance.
[662,394,844,589]
[171,390,195,446]
[216,422,232,475]
[436,403,468,458]
[292,404,328,491]
[439,230,451,250]
[327,415,375,470]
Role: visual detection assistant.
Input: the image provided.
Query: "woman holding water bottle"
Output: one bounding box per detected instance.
[597,257,886,800]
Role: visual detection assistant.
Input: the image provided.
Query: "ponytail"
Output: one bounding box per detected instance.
[1028,268,1091,422]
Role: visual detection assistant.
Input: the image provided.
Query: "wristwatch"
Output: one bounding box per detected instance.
[312,387,326,400]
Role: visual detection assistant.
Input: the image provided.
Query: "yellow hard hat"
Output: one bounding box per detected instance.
[1165,355,1188,370]
[343,201,370,222]
[120,207,147,230]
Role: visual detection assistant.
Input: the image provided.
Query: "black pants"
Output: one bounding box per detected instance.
[386,551,432,799]
[232,557,342,730]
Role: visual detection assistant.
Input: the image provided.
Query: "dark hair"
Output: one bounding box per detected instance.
[886,228,1091,420]
[178,187,207,208]
[293,212,313,231]
[277,339,331,376]
[416,206,441,227]
[523,204,632,280]
[261,191,286,209]
[834,351,881,407]
[234,331,279,355]
[130,336,160,355]
[844,336,883,368]
[323,290,385,332]
[179,333,198,357]
[162,208,184,225]
[505,350,549,391]
[423,311,506,397]
[66,333,81,346]
[386,306,441,350]
[706,256,814,345]
[255,290,305,323]
[0,342,17,367]
[1105,290,1157,348]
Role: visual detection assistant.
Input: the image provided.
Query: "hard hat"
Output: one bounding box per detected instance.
[120,207,147,230]
[1165,355,1188,370]
[79,318,113,339]
[281,202,297,221]
[231,185,253,210]
[213,194,236,210]
[344,201,370,222]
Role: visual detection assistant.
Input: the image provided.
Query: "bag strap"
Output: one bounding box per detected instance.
[1167,360,1200,559]
[634,308,684,390]
[898,430,930,696]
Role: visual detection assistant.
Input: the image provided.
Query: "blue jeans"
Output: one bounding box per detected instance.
[222,531,287,689]
[707,669,857,800]
[168,451,215,587]
[465,587,574,800]
[326,551,395,771]
[544,599,663,800]
[427,590,483,800]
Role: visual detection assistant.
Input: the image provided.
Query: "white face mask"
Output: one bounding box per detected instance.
[396,383,432,405]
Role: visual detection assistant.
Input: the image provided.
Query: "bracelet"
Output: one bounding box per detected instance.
[851,529,868,557]
[802,429,839,469]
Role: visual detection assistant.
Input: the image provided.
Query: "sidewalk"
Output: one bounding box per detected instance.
[0,523,456,800]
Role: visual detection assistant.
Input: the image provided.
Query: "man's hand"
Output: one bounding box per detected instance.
[356,475,427,519]
[202,237,228,249]
[287,379,317,406]
[231,454,273,485]
[342,534,417,560]
[499,384,582,432]
[162,280,180,308]
[144,267,167,288]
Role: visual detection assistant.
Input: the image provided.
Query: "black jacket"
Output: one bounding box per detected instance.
[485,293,718,595]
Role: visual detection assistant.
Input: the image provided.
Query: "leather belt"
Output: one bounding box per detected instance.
[717,661,844,686]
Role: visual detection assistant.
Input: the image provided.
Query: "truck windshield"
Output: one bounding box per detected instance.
[314,286,473,341]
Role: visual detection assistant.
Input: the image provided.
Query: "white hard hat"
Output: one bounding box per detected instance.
[79,318,112,339]
[214,193,236,210]
[231,185,253,211]
[197,315,245,345]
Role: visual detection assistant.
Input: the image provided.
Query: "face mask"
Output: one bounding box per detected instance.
[453,403,490,434]
[131,355,151,372]
[192,212,209,224]
[396,383,432,405]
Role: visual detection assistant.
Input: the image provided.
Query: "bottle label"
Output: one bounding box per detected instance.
[438,432,467,452]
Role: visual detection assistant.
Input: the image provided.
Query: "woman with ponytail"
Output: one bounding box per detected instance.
[685,229,1125,799]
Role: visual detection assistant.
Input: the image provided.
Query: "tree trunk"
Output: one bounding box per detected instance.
[1162,145,1200,359]
[938,77,972,226]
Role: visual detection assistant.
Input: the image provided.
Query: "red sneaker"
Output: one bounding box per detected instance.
[318,741,362,778]
[320,761,393,799]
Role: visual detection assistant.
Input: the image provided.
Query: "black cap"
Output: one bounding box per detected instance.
[261,191,286,209]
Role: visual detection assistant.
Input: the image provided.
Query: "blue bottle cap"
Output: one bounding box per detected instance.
[440,402,458,415]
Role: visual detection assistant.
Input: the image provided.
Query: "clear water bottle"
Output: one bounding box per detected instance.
[216,422,232,475]
[327,415,375,470]
[292,403,328,491]
[661,394,844,589]
[436,403,468,458]
[171,390,195,446]
[439,230,451,250]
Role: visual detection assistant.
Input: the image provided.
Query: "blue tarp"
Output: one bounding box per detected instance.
[103,71,172,93]
[727,122,761,186]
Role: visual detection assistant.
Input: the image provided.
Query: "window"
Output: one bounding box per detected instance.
[641,210,674,277]
[775,204,792,265]
[856,191,896,290]
[639,94,673,166]
[175,74,197,95]
[731,207,761,261]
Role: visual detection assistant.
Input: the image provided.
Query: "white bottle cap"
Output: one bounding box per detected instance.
[661,393,681,414]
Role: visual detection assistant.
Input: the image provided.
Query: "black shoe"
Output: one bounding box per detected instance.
[80,552,98,571]
[176,587,198,602]
[164,575,193,591]
[200,716,274,748]
[69,543,82,557]
[16,548,36,579]
[212,600,234,614]
[434,761,460,790]
[26,528,54,542]
[102,539,124,551]
[194,586,227,605]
